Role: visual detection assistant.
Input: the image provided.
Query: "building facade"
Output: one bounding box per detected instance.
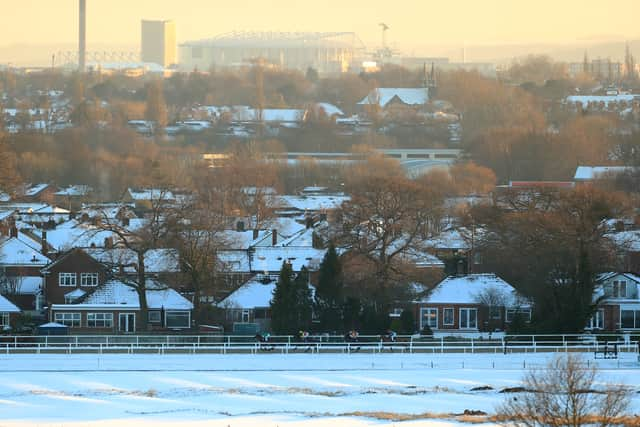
[141,20,177,67]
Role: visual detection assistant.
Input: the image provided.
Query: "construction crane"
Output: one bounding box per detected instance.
[378,22,389,50]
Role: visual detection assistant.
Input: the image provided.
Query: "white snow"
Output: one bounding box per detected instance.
[0,237,49,266]
[358,88,429,107]
[0,352,637,426]
[51,279,193,310]
[574,166,637,181]
[418,274,524,306]
[0,294,20,312]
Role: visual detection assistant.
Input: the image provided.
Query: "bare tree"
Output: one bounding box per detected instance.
[91,190,175,331]
[497,354,631,427]
[336,158,445,311]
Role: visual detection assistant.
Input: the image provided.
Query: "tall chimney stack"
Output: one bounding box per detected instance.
[79,0,86,72]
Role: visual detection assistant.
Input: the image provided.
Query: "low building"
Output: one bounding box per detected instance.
[414,274,530,334]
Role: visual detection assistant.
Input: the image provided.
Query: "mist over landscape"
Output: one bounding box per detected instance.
[0,1,639,426]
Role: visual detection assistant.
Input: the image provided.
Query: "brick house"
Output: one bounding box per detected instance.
[50,279,193,333]
[0,294,21,330]
[414,274,530,334]
[0,228,50,314]
[41,248,192,333]
[590,272,640,332]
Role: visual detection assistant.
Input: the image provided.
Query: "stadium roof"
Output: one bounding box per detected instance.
[182,31,365,49]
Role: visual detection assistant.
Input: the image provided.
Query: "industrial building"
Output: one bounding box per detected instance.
[179,31,364,73]
[141,20,177,67]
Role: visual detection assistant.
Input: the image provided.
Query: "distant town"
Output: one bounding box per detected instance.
[0,1,638,342]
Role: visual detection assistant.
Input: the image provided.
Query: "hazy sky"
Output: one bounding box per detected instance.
[2,0,639,49]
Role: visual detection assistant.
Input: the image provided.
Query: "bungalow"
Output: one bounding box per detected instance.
[217,274,277,333]
[590,272,640,332]
[414,274,530,334]
[0,294,21,330]
[217,273,315,334]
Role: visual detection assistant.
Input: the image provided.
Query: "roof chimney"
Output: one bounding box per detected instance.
[9,226,18,239]
[41,230,48,256]
[272,229,278,246]
[253,229,259,240]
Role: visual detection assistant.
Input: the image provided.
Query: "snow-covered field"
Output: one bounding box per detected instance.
[0,352,638,426]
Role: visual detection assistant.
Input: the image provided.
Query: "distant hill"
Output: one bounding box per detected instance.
[415,40,640,65]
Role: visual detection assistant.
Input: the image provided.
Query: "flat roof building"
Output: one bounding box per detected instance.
[141,20,177,68]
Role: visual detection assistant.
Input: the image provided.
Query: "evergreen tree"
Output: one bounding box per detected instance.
[315,243,344,332]
[292,267,313,331]
[270,261,294,334]
[271,262,313,334]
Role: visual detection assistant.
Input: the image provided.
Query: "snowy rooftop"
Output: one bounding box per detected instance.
[54,185,92,197]
[276,195,349,212]
[357,88,429,107]
[35,226,117,251]
[0,294,20,313]
[418,274,522,306]
[423,228,473,251]
[314,103,344,117]
[218,275,278,309]
[127,188,176,201]
[606,230,640,252]
[24,183,51,197]
[574,166,637,181]
[219,274,315,309]
[56,279,192,310]
[566,94,639,105]
[232,108,305,123]
[84,248,179,273]
[0,237,49,266]
[251,247,325,272]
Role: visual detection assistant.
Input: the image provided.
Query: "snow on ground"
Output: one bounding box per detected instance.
[0,352,638,426]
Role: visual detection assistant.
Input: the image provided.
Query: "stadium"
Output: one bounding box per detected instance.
[179,31,365,73]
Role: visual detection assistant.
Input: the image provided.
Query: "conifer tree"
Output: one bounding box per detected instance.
[270,261,294,334]
[315,243,344,332]
[292,266,313,331]
[271,262,314,334]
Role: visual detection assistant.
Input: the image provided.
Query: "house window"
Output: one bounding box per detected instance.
[0,312,9,327]
[490,306,502,320]
[420,308,438,329]
[459,308,477,329]
[58,273,76,287]
[443,308,454,326]
[165,311,190,328]
[613,281,627,298]
[87,313,113,328]
[242,309,251,323]
[148,311,161,323]
[620,310,640,329]
[587,309,604,330]
[80,273,99,287]
[54,312,81,327]
[506,308,532,323]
